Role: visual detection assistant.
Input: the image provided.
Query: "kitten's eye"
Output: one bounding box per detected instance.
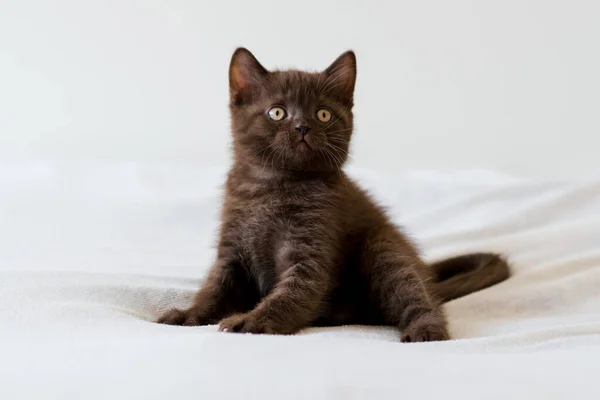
[316,108,332,123]
[267,106,286,121]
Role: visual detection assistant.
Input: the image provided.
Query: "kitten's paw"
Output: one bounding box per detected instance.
[218,312,279,334]
[156,308,187,325]
[156,308,205,326]
[401,318,450,343]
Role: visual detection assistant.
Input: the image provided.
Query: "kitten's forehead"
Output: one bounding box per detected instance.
[268,70,324,98]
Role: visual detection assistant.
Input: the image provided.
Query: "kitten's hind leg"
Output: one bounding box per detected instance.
[157,257,256,326]
[364,226,449,342]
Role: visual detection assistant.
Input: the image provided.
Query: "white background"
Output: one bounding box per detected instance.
[1,0,598,178]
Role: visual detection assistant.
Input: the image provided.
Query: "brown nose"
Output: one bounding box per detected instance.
[295,125,311,136]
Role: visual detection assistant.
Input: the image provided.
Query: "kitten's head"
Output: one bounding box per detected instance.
[228,48,356,174]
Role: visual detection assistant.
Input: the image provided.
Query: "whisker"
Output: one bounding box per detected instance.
[322,146,344,178]
[319,68,348,95]
[318,148,334,171]
[320,81,343,97]
[315,72,326,93]
[326,142,347,155]
[325,127,354,135]
[278,146,286,170]
[323,99,353,131]
[271,146,281,171]
[327,145,345,166]
[260,143,278,175]
[248,145,270,163]
[317,70,339,93]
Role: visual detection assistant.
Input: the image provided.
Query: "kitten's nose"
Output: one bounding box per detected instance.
[295,125,311,136]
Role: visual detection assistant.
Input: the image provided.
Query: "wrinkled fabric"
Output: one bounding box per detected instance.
[1,160,599,399]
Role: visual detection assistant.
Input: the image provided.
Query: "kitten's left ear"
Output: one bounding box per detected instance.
[229,47,269,105]
[323,50,357,104]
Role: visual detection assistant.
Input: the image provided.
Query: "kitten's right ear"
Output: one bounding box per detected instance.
[323,50,357,105]
[229,48,268,105]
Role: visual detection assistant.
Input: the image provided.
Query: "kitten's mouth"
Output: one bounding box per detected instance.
[297,139,312,151]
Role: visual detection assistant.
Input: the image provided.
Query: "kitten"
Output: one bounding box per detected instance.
[157,48,510,342]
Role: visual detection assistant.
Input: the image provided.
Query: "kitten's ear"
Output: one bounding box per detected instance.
[323,50,357,104]
[229,48,268,105]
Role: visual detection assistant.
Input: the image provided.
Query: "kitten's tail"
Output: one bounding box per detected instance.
[430,252,510,302]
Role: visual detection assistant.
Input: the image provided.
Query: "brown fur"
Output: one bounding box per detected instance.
[157,48,510,342]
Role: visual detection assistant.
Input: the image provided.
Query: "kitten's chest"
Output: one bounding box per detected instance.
[232,193,321,296]
[238,194,313,241]
[232,187,332,253]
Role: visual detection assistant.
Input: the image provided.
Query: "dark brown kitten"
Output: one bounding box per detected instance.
[157,48,510,342]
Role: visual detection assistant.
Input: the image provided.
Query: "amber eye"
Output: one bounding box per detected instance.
[267,106,286,121]
[316,108,332,123]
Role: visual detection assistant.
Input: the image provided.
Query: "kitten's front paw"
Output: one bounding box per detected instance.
[401,318,450,343]
[156,308,205,326]
[218,312,280,334]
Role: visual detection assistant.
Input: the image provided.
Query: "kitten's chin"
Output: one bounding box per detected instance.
[291,143,319,166]
[296,141,311,153]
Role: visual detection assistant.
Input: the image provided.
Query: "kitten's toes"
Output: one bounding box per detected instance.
[218,312,275,334]
[156,308,187,325]
[156,308,204,326]
[219,312,257,333]
[401,318,450,343]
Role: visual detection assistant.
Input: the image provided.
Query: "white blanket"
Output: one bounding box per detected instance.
[1,160,599,399]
